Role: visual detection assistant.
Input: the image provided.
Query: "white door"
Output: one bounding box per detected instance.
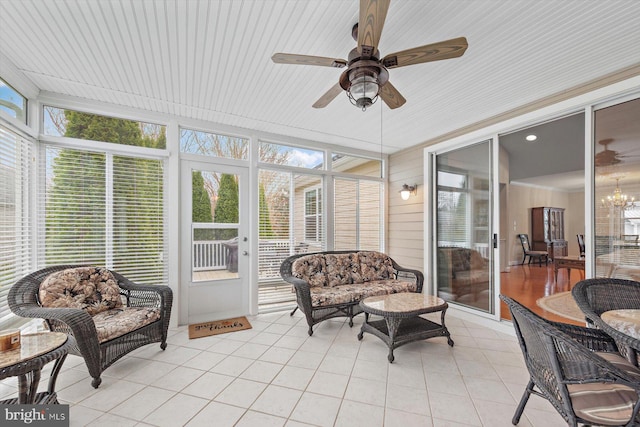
[180,160,250,324]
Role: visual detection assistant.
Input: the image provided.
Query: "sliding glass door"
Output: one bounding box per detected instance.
[593,97,640,280]
[433,140,495,314]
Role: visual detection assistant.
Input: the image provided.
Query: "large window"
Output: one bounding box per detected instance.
[0,124,32,328]
[43,106,166,149]
[180,128,248,159]
[259,141,324,169]
[0,78,27,123]
[334,178,381,250]
[40,105,167,286]
[40,145,166,285]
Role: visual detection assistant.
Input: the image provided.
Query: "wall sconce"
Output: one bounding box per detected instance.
[400,184,417,200]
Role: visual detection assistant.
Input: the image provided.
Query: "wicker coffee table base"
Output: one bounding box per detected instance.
[358,311,454,362]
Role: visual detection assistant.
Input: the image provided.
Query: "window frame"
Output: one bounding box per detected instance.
[304,186,322,243]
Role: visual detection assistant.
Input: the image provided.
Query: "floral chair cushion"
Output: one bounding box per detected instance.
[92,307,161,343]
[325,253,362,287]
[39,267,123,316]
[292,254,327,287]
[309,279,417,307]
[358,251,395,282]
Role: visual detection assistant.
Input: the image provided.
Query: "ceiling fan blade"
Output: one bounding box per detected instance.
[382,37,468,69]
[312,83,344,108]
[380,81,406,109]
[272,53,347,68]
[357,0,390,57]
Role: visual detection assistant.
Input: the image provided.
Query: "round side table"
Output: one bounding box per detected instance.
[0,332,75,404]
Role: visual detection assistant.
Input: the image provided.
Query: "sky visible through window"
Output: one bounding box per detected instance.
[0,78,26,121]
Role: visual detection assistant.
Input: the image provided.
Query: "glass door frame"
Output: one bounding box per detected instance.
[179,158,250,325]
[424,136,502,321]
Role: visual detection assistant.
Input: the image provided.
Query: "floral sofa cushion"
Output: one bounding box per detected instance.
[358,251,395,282]
[39,266,123,316]
[325,253,362,286]
[91,306,160,343]
[309,279,417,307]
[292,254,327,287]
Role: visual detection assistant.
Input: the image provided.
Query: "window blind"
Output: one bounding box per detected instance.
[334,178,381,251]
[40,145,167,286]
[0,125,33,328]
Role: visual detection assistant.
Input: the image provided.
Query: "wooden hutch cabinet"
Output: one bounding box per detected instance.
[531,207,568,260]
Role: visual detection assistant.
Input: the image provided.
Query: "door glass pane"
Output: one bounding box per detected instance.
[594,98,640,279]
[191,170,240,282]
[436,140,493,313]
[257,170,324,310]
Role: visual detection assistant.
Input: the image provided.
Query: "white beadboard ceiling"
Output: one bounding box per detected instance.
[1,0,639,154]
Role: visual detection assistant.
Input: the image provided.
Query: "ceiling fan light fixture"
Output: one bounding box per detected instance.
[347,73,379,111]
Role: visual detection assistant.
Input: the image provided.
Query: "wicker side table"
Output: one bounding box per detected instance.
[358,293,453,362]
[0,332,75,404]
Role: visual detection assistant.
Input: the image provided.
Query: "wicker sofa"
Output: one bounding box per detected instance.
[9,265,173,388]
[280,250,423,336]
[437,246,489,303]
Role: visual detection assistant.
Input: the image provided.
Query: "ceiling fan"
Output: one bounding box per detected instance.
[271,0,468,111]
[595,139,640,167]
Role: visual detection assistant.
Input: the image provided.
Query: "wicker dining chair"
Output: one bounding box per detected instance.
[501,294,640,426]
[8,265,173,388]
[572,278,640,364]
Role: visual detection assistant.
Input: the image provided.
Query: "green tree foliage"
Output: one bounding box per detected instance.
[192,171,213,223]
[213,174,239,240]
[259,182,274,238]
[64,110,143,145]
[46,148,107,265]
[192,171,214,241]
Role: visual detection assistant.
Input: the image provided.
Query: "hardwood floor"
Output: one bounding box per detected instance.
[500,263,583,326]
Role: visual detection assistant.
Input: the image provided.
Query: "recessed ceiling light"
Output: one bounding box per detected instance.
[525,134,537,142]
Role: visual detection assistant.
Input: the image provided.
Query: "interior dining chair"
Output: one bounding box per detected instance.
[517,233,549,266]
[501,294,640,426]
[576,234,585,257]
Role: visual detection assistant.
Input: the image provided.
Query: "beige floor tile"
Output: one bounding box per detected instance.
[334,400,385,427]
[184,400,245,427]
[52,310,545,427]
[306,371,349,398]
[290,392,341,427]
[251,384,303,418]
[214,378,267,408]
[143,393,208,427]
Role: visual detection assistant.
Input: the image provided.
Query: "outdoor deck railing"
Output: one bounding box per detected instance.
[192,239,306,277]
[193,240,229,271]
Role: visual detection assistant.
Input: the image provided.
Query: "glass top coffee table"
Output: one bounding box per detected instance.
[358,293,454,362]
[0,332,74,404]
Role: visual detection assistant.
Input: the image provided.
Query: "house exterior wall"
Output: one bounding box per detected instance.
[387,146,424,271]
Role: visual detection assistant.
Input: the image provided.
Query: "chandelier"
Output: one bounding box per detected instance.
[601,178,636,209]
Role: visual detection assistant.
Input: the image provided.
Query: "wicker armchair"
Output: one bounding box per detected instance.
[8,265,173,388]
[572,278,640,364]
[501,294,640,426]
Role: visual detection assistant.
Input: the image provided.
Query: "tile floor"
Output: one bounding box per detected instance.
[0,310,569,426]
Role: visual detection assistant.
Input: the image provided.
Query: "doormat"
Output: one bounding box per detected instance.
[189,316,252,339]
[536,291,584,323]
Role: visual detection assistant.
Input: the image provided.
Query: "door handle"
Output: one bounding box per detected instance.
[242,251,248,256]
[493,233,498,249]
